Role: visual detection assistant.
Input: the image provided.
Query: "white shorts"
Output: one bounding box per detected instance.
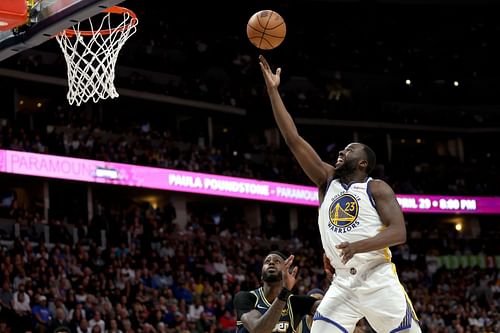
[314,260,417,333]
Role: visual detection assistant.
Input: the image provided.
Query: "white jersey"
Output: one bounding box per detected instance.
[318,177,391,268]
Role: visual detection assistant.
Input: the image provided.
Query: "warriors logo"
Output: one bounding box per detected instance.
[329,194,359,229]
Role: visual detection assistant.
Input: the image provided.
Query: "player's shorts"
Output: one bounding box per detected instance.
[314,259,418,333]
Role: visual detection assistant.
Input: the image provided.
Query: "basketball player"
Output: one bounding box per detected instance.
[234,251,321,333]
[259,55,421,333]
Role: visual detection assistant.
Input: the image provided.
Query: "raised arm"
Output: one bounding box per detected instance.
[337,180,407,264]
[238,296,289,333]
[259,55,334,191]
[236,255,299,333]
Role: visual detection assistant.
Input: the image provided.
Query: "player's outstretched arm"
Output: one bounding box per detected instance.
[259,55,334,190]
[337,180,406,264]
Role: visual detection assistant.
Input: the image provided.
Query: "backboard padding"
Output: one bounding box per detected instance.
[0,0,125,61]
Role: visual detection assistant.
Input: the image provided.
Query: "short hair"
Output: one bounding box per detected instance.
[360,143,376,174]
[307,288,325,297]
[267,250,288,260]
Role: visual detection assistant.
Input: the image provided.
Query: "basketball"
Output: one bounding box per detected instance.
[247,10,286,50]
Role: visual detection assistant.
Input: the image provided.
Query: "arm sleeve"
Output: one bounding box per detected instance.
[234,291,258,320]
[290,295,317,318]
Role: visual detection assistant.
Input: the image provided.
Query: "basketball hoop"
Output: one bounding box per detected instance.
[55,6,138,106]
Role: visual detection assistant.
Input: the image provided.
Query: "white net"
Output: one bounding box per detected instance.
[55,8,138,106]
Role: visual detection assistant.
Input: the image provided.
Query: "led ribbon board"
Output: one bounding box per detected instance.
[1,149,499,214]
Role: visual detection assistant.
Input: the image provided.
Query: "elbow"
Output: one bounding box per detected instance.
[392,222,407,245]
[397,232,407,245]
[401,234,407,245]
[250,328,265,333]
[283,133,301,148]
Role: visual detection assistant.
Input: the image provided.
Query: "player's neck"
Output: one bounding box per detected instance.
[263,282,282,302]
[340,172,367,186]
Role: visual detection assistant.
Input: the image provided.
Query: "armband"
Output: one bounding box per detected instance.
[277,287,292,302]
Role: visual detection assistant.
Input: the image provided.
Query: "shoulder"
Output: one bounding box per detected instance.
[234,290,255,299]
[318,169,336,200]
[234,291,257,306]
[368,179,395,197]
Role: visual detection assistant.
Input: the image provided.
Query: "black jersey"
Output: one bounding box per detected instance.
[296,315,312,333]
[234,287,317,333]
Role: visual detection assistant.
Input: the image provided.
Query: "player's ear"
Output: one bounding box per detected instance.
[359,159,368,169]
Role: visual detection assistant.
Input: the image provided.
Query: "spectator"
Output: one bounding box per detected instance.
[12,290,31,332]
[218,309,236,333]
[68,302,86,320]
[187,298,204,321]
[49,307,71,333]
[0,281,13,316]
[49,297,69,319]
[32,295,51,333]
[77,318,91,333]
[88,311,105,332]
[106,319,123,333]
[91,324,103,333]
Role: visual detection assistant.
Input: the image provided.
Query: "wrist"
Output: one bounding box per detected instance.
[267,87,279,95]
[351,240,362,253]
[277,287,292,302]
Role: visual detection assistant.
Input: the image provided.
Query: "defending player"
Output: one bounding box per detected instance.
[234,251,321,333]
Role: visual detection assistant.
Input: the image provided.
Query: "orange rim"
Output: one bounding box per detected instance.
[62,6,137,37]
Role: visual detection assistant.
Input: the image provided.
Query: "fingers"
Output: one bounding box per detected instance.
[283,256,297,278]
[259,55,269,71]
[259,54,268,67]
[325,268,334,282]
[341,255,352,265]
[284,254,294,268]
[340,251,352,264]
[323,254,335,278]
[291,266,298,278]
[259,55,280,76]
[323,253,329,264]
[323,254,330,268]
[336,243,350,264]
[335,242,348,249]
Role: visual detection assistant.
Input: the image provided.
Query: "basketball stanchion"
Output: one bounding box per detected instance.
[55,6,138,106]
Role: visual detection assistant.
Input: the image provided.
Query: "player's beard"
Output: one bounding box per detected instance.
[262,271,282,283]
[335,158,357,179]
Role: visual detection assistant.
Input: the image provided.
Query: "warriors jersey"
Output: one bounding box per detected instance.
[318,177,391,268]
[234,287,317,333]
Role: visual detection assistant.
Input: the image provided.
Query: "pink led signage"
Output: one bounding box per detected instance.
[0,149,499,214]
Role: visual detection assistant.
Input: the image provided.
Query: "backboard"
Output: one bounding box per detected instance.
[0,0,125,61]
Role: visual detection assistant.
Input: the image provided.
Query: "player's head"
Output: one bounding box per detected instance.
[307,288,325,300]
[335,142,376,177]
[261,251,287,283]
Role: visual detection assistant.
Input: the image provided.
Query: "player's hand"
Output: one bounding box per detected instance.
[282,254,298,290]
[336,242,357,264]
[259,55,281,91]
[323,253,335,282]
